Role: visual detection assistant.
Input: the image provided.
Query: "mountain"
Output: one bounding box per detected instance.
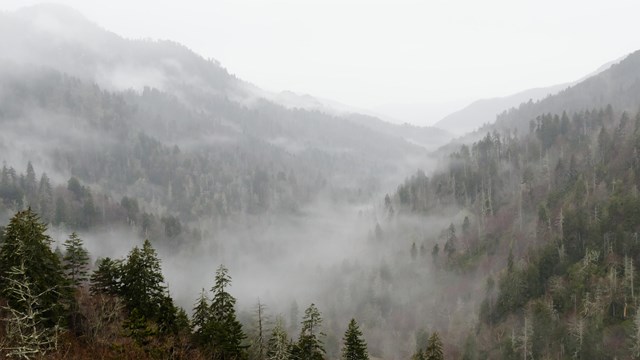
[389,48,640,358]
[492,51,640,133]
[0,3,441,221]
[256,90,454,150]
[434,83,569,136]
[434,56,628,137]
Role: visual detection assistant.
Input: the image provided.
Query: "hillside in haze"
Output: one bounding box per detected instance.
[2,3,640,360]
[434,55,627,137]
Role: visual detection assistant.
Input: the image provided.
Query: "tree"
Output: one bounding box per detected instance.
[192,288,211,346]
[119,239,167,319]
[292,303,325,360]
[0,209,67,326]
[444,224,456,257]
[208,264,247,359]
[90,257,122,296]
[266,318,290,360]
[62,232,90,287]
[250,300,268,360]
[1,261,62,358]
[424,331,444,360]
[341,318,368,360]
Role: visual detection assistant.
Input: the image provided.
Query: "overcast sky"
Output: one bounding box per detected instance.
[2,0,640,124]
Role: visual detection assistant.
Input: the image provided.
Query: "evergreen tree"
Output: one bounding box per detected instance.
[266,318,290,360]
[192,288,211,346]
[0,209,67,326]
[208,264,247,359]
[119,239,166,319]
[293,303,325,360]
[89,257,122,296]
[341,318,369,360]
[62,232,90,287]
[425,331,444,360]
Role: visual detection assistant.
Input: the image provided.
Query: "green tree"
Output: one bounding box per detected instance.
[89,257,122,296]
[208,264,247,359]
[341,318,368,360]
[120,239,167,319]
[293,303,325,360]
[266,318,290,360]
[62,232,90,287]
[425,331,444,360]
[0,209,67,326]
[192,288,211,346]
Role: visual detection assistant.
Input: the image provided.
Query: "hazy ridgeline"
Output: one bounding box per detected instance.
[3,4,640,360]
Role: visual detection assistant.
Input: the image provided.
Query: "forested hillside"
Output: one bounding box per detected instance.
[389,55,640,357]
[2,3,640,360]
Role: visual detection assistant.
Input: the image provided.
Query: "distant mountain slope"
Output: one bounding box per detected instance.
[434,56,627,136]
[0,4,438,221]
[434,83,569,136]
[492,50,640,133]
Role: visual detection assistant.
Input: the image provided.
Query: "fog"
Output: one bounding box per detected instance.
[0,4,489,359]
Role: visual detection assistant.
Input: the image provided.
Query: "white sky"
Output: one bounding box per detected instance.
[2,0,640,124]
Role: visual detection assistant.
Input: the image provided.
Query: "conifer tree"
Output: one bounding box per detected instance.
[266,317,290,360]
[89,257,122,296]
[119,239,167,319]
[209,264,247,359]
[424,331,444,360]
[63,232,90,287]
[0,209,67,326]
[293,303,325,360]
[192,288,211,346]
[341,318,369,360]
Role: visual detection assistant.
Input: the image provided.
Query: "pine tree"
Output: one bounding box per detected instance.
[341,318,368,360]
[90,257,122,296]
[208,264,247,359]
[424,331,444,360]
[267,318,290,360]
[62,232,90,287]
[119,239,167,319]
[0,209,67,326]
[293,303,325,360]
[192,288,211,346]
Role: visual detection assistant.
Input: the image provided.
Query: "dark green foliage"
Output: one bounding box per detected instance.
[0,208,67,326]
[192,289,211,346]
[292,303,325,360]
[89,257,122,295]
[119,239,168,320]
[424,332,444,360]
[193,265,247,359]
[62,232,90,287]
[341,318,368,360]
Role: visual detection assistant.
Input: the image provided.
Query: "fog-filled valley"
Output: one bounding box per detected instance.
[2,3,640,360]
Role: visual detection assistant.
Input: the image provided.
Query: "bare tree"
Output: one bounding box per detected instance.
[1,261,62,359]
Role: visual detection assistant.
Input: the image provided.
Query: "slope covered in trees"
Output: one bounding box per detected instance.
[390,103,640,357]
[0,208,380,359]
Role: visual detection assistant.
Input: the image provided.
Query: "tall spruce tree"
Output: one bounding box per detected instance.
[120,239,166,319]
[425,331,444,360]
[209,264,247,359]
[89,257,122,296]
[62,232,90,287]
[341,318,369,360]
[192,288,212,346]
[0,209,67,326]
[292,303,325,360]
[266,318,290,360]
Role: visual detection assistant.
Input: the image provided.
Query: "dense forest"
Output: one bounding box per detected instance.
[3,3,640,360]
